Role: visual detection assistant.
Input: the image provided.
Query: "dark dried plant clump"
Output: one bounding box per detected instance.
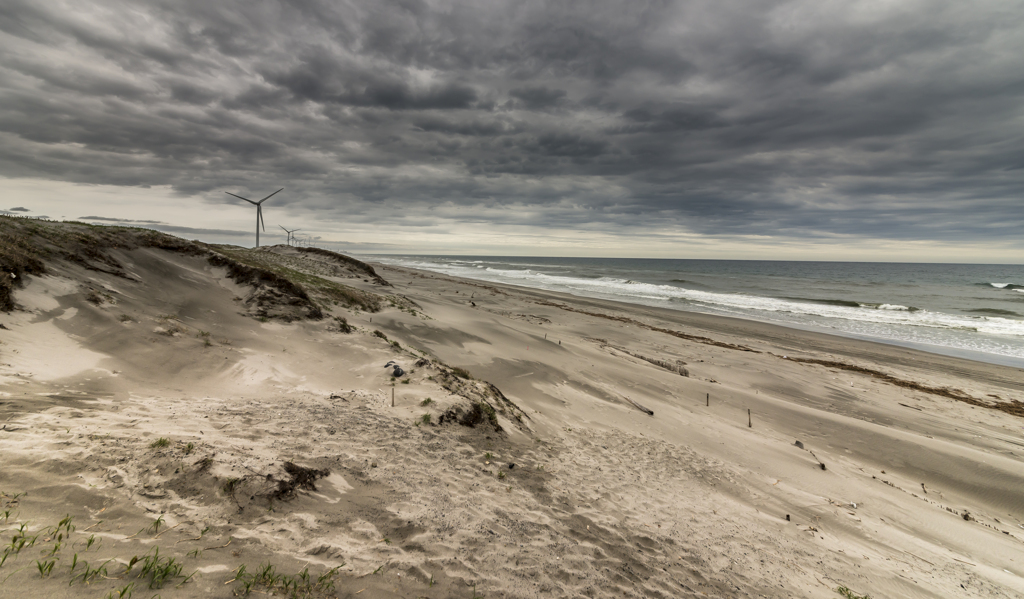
[273,462,330,500]
[333,316,353,333]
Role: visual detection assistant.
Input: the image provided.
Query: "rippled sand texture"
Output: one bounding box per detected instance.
[1,231,1023,598]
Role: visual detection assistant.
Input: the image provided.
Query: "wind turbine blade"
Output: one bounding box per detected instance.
[258,205,265,231]
[225,191,258,205]
[279,225,289,233]
[258,188,284,204]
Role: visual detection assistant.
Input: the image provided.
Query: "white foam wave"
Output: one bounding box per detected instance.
[877,304,912,311]
[374,258,1024,344]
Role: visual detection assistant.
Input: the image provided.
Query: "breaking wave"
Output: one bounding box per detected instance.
[384,258,1024,339]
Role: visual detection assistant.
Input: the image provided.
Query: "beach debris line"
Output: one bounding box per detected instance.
[593,340,689,377]
[534,300,760,352]
[793,440,827,470]
[871,475,1020,539]
[777,354,1024,418]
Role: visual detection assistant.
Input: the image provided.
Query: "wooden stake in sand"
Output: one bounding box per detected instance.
[748,409,752,428]
[392,388,395,407]
[706,393,709,407]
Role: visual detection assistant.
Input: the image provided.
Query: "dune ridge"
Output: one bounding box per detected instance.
[1,217,1023,598]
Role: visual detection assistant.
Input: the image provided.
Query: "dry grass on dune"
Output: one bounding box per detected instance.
[0,217,390,320]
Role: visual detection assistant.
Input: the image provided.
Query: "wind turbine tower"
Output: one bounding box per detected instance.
[279,225,300,246]
[225,188,283,247]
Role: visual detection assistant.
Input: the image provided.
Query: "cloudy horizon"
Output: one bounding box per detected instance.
[2,0,1023,262]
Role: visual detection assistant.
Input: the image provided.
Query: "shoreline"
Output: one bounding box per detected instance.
[366,255,1024,370]
[374,260,1024,388]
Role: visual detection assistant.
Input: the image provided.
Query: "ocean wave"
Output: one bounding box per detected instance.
[875,304,919,312]
[968,308,1022,317]
[983,282,1024,290]
[784,297,862,308]
[375,257,1024,340]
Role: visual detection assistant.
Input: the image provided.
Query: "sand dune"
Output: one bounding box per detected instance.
[1,218,1023,598]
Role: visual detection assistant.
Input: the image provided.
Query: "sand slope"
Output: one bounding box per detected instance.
[1,219,1023,598]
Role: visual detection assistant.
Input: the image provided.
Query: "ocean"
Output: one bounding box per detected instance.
[367,256,1024,367]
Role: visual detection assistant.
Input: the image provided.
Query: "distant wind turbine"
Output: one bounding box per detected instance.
[224,188,283,247]
[278,225,300,246]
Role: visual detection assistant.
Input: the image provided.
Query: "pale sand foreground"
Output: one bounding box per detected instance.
[1,243,1023,599]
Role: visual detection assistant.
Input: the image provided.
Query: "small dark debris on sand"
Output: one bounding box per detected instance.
[274,462,330,499]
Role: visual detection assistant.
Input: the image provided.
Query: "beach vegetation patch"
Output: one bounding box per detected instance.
[450,366,472,379]
[295,246,390,286]
[222,478,241,495]
[836,586,871,599]
[333,315,353,333]
[150,437,170,448]
[213,245,382,313]
[229,561,341,597]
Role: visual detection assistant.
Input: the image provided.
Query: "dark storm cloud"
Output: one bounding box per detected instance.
[508,86,567,110]
[1,0,1023,248]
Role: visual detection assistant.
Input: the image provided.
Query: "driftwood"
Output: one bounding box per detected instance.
[623,396,654,416]
[594,341,689,377]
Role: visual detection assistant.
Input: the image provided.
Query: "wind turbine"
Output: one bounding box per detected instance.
[279,225,300,246]
[224,188,283,247]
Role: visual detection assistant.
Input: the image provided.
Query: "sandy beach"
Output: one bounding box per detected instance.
[2,219,1023,598]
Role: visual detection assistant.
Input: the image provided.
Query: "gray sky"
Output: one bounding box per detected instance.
[2,0,1023,261]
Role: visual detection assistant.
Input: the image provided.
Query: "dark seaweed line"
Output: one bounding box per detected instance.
[779,355,1024,418]
[533,300,760,353]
